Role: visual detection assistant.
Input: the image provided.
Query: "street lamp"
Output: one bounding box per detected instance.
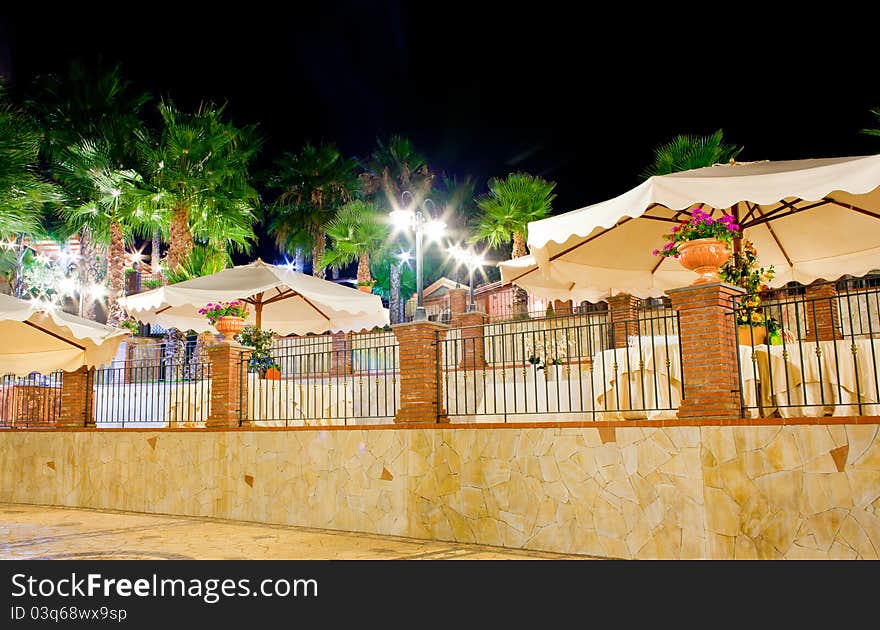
[390,192,446,322]
[448,244,486,313]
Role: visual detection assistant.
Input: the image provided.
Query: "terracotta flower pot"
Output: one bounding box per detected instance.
[677,238,733,285]
[358,285,374,293]
[263,367,281,380]
[214,315,246,338]
[738,324,767,346]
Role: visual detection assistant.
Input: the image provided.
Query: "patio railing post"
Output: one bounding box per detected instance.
[330,332,351,376]
[58,366,92,428]
[805,282,844,341]
[607,293,640,349]
[448,287,468,325]
[206,341,251,428]
[457,311,488,370]
[668,282,744,420]
[392,321,449,423]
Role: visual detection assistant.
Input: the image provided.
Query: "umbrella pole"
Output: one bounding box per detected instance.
[255,300,263,330]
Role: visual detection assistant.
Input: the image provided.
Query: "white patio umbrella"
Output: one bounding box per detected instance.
[500,155,880,300]
[0,293,128,376]
[118,260,390,335]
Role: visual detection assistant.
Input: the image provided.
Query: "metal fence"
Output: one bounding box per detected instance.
[241,332,399,426]
[0,372,63,428]
[735,283,880,417]
[92,357,212,427]
[439,310,682,422]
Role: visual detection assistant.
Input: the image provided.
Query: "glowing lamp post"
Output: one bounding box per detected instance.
[390,193,446,322]
[448,244,486,313]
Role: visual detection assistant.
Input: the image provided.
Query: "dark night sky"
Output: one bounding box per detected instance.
[2,7,879,261]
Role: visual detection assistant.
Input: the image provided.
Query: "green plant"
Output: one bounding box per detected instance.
[142,278,163,290]
[720,240,775,329]
[234,324,280,374]
[119,318,140,334]
[641,129,743,178]
[320,200,388,284]
[654,209,741,258]
[199,301,247,326]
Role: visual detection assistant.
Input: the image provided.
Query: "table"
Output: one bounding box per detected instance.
[748,338,880,417]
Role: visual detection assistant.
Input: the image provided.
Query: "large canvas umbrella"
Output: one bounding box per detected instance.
[500,155,880,299]
[0,293,128,376]
[119,260,390,335]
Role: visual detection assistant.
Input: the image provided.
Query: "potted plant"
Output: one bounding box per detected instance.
[199,301,248,338]
[234,325,281,379]
[653,208,741,284]
[118,317,140,336]
[357,280,375,293]
[719,240,775,346]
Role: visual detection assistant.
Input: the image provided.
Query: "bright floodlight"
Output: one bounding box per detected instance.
[397,250,412,264]
[88,283,108,301]
[389,209,415,231]
[424,219,446,242]
[58,277,78,296]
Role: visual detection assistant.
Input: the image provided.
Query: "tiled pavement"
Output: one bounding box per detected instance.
[0,504,593,560]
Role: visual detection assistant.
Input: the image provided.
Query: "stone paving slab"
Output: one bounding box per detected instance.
[0,504,595,560]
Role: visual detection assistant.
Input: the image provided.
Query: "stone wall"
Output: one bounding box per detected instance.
[1,420,878,559]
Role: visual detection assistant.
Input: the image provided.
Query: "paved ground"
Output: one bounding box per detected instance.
[0,504,592,560]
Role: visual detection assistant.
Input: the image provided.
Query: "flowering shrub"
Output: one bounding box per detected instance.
[234,325,280,374]
[198,301,247,325]
[119,317,140,335]
[720,240,778,331]
[653,208,741,258]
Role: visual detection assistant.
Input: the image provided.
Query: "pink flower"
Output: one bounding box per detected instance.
[652,249,659,256]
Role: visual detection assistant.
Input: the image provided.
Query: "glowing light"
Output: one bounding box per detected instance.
[389,209,414,231]
[58,277,78,296]
[88,283,108,302]
[397,250,412,265]
[424,219,446,242]
[126,247,146,266]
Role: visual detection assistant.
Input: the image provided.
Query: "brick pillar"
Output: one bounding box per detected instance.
[392,321,448,423]
[58,366,93,428]
[607,293,640,349]
[553,299,572,315]
[805,283,843,341]
[457,311,488,370]
[448,287,468,325]
[668,282,745,420]
[206,342,251,428]
[330,332,352,376]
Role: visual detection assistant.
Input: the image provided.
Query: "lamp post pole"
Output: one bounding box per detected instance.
[467,259,477,312]
[414,207,426,322]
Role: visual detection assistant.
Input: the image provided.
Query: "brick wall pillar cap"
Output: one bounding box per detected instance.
[666,281,745,297]
[391,321,450,332]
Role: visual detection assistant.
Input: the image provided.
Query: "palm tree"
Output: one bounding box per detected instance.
[0,87,62,297]
[138,101,261,273]
[0,88,56,242]
[472,172,556,316]
[320,200,388,285]
[641,129,742,178]
[862,108,880,137]
[26,61,150,311]
[267,143,360,279]
[55,138,156,323]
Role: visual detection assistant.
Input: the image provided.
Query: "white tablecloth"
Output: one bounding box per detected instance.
[750,338,880,417]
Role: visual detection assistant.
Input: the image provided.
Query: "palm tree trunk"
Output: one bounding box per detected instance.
[13,233,25,298]
[390,261,401,324]
[78,226,99,320]
[293,248,304,273]
[106,221,125,326]
[312,227,325,279]
[166,205,193,272]
[356,253,371,285]
[151,229,164,284]
[511,232,530,318]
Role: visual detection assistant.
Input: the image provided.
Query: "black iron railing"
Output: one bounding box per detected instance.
[0,372,63,428]
[439,311,681,422]
[92,357,212,427]
[240,332,399,426]
[735,283,880,417]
